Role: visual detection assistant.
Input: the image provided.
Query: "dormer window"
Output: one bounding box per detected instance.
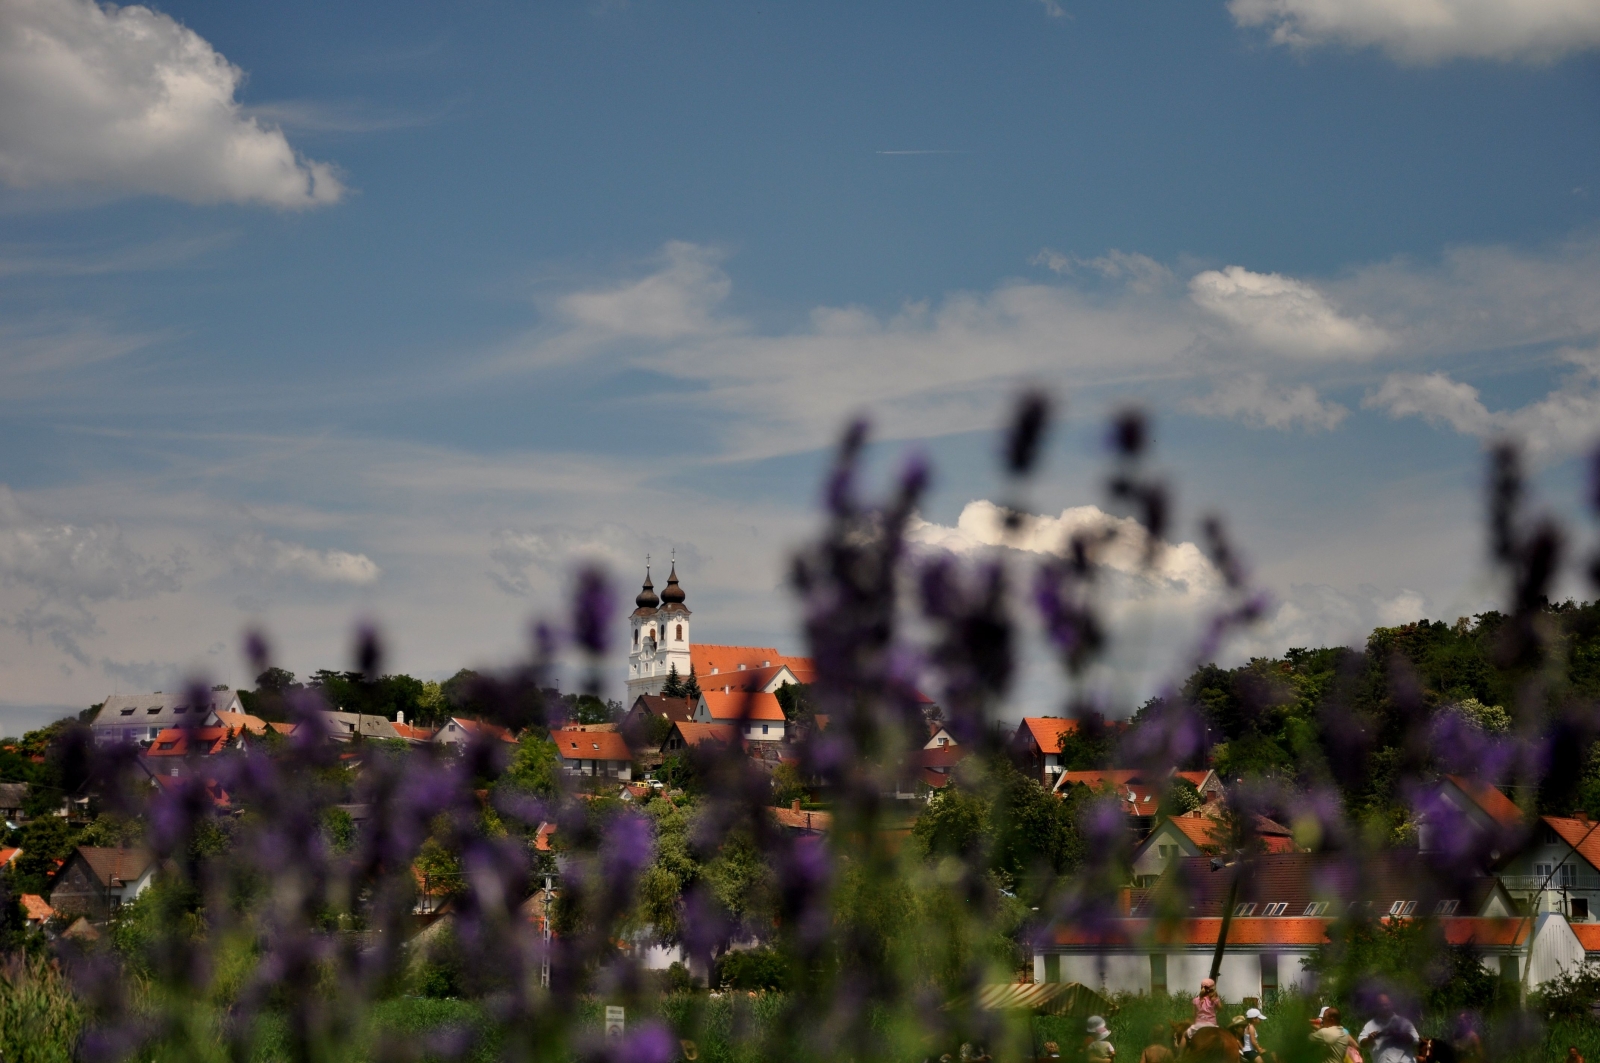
[1304,902,1329,916]
[1233,903,1256,917]
[1390,901,1417,917]
[174,706,188,715]
[1435,900,1460,915]
[1263,902,1287,916]
[120,708,135,716]
[147,707,161,715]
[738,663,746,671]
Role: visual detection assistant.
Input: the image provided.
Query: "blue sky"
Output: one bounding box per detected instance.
[1,0,1599,731]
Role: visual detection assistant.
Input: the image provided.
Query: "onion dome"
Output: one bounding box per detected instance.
[660,562,688,610]
[635,569,659,611]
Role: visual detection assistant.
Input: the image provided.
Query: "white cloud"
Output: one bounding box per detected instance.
[1190,265,1392,358]
[229,534,380,585]
[1228,0,1600,64]
[908,500,1222,601]
[1184,373,1348,431]
[0,0,343,208]
[553,242,734,343]
[1363,348,1600,459]
[1032,247,1173,293]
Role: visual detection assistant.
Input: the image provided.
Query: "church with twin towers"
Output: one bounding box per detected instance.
[625,558,815,712]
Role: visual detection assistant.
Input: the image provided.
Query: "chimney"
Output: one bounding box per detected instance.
[792,799,801,812]
[396,710,405,726]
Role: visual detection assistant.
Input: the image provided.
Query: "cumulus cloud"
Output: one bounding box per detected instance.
[1190,265,1391,358]
[908,500,1222,600]
[0,485,185,662]
[229,534,380,585]
[1363,348,1600,459]
[0,0,343,208]
[1228,0,1600,64]
[1184,373,1348,431]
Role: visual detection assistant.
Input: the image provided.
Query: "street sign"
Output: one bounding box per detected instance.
[605,1006,625,1040]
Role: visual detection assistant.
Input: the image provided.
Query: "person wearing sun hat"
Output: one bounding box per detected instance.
[1239,1008,1265,1061]
[1085,1016,1115,1062]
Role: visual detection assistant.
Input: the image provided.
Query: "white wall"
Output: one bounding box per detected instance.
[1528,914,1586,987]
[1046,948,1316,1000]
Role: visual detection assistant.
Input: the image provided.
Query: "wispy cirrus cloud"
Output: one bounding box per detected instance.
[1184,373,1348,431]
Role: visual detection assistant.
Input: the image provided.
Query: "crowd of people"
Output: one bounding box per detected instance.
[1035,980,1585,1063]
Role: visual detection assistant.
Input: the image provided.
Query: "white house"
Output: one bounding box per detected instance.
[550,728,633,780]
[1497,814,1600,922]
[92,689,237,745]
[1037,914,1585,997]
[694,690,786,742]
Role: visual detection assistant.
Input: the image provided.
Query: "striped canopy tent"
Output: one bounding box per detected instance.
[956,983,1116,1017]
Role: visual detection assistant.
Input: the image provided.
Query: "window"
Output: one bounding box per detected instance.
[174,706,188,715]
[676,624,683,641]
[1304,902,1329,916]
[1390,900,1417,917]
[762,724,769,735]
[1573,897,1592,920]
[1263,902,1288,916]
[147,707,161,715]
[1043,954,1061,984]
[1234,903,1256,917]
[1558,864,1579,889]
[633,629,639,647]
[1150,954,1167,995]
[119,708,135,716]
[1435,900,1460,916]
[1541,824,1561,845]
[1261,953,1279,997]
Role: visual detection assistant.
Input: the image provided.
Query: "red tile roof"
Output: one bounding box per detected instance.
[1168,814,1226,848]
[393,722,438,742]
[631,695,697,723]
[534,822,557,852]
[915,745,970,770]
[1542,815,1600,872]
[144,727,235,756]
[692,645,783,675]
[700,664,805,694]
[1440,917,1531,948]
[0,847,18,866]
[20,894,52,922]
[671,721,738,748]
[1051,917,1333,948]
[771,805,833,832]
[443,718,518,744]
[1571,924,1600,952]
[550,728,633,762]
[699,690,786,723]
[1447,775,1524,828]
[1018,717,1078,753]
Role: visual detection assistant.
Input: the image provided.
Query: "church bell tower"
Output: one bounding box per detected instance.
[626,557,692,699]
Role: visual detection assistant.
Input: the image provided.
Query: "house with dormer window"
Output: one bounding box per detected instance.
[91,689,238,746]
[1498,815,1600,922]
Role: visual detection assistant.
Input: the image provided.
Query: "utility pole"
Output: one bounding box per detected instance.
[541,874,552,989]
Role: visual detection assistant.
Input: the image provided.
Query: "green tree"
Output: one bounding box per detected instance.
[499,733,561,799]
[660,665,687,698]
[684,666,702,700]
[773,682,812,723]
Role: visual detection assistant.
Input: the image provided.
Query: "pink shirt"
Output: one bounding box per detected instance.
[1192,994,1218,1027]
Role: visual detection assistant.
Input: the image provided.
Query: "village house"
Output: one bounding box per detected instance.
[551,728,633,780]
[693,690,787,742]
[0,782,28,823]
[49,847,157,921]
[91,689,240,746]
[1037,913,1583,998]
[1496,813,1600,921]
[661,720,738,754]
[432,717,518,750]
[1130,812,1297,887]
[1010,717,1077,786]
